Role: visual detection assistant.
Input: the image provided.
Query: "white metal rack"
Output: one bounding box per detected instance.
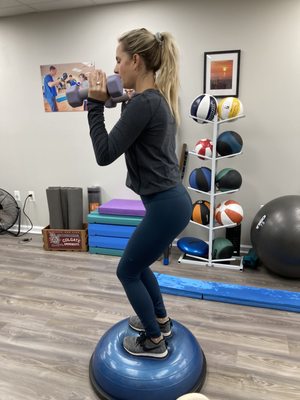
[178,112,245,270]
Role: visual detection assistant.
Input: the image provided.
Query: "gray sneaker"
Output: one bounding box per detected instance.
[123,333,168,359]
[128,316,173,337]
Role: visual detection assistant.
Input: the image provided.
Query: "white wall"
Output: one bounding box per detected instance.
[0,0,300,243]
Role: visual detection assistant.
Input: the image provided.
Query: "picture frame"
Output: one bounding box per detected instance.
[40,61,95,112]
[203,50,241,97]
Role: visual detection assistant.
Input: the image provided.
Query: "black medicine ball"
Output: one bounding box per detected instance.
[189,167,212,192]
[215,168,242,192]
[212,237,234,259]
[217,131,243,156]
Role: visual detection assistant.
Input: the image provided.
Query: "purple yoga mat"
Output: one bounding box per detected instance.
[98,199,146,216]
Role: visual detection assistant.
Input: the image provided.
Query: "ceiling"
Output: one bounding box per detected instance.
[0,0,144,18]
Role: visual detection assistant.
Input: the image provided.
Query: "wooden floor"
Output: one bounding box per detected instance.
[0,234,299,400]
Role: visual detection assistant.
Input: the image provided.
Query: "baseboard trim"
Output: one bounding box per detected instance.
[9,225,251,254]
[10,224,44,235]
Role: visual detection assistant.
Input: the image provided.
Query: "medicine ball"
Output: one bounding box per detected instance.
[191,200,210,225]
[215,168,242,192]
[215,200,244,225]
[194,138,213,160]
[217,131,243,156]
[218,97,243,120]
[190,94,218,124]
[189,167,212,192]
[212,237,234,259]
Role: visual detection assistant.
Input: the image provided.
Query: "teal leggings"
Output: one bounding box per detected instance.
[116,183,192,338]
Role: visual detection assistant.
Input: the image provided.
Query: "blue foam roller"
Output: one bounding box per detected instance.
[177,237,209,257]
[89,318,206,400]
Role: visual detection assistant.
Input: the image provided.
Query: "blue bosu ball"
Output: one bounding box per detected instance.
[177,237,209,258]
[89,318,206,400]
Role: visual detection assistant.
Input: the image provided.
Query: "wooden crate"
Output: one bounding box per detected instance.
[42,224,88,251]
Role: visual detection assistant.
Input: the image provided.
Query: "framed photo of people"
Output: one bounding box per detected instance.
[40,62,94,112]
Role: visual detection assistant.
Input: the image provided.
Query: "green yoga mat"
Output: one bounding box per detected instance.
[89,247,124,256]
[87,211,143,226]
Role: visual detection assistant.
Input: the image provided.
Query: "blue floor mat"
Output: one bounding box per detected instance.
[154,273,300,313]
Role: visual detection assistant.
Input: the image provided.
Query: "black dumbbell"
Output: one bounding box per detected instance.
[66,75,129,108]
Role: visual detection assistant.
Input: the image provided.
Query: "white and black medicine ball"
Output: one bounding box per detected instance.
[190,94,218,124]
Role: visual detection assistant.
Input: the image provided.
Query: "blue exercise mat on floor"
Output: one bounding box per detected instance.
[154,273,300,313]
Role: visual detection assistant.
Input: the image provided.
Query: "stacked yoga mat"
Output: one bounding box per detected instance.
[88,199,145,256]
[46,186,83,229]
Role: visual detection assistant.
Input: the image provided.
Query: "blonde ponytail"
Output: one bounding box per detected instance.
[119,28,180,125]
[155,32,180,125]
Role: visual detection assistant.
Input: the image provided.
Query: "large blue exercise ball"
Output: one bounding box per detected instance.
[251,195,300,278]
[89,318,206,400]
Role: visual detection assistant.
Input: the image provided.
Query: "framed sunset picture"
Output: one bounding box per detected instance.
[204,50,241,97]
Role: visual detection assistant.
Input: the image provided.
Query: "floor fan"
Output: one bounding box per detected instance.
[0,188,21,235]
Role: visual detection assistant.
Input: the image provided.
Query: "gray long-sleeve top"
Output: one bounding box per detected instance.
[88,88,180,195]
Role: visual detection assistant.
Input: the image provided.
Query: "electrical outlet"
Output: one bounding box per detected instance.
[14,190,21,201]
[28,191,35,202]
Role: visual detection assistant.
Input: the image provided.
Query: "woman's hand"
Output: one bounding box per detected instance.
[88,69,110,102]
[125,89,135,99]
